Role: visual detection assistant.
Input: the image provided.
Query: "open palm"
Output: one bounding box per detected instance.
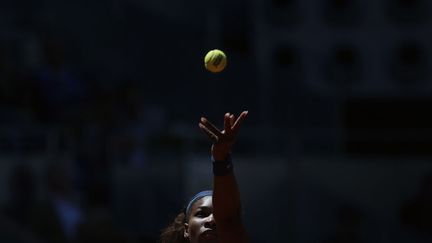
[199,111,248,161]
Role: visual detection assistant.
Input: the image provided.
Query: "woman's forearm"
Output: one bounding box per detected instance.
[213,171,242,223]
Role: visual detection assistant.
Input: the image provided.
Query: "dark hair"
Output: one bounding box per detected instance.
[161,191,212,243]
[160,210,189,243]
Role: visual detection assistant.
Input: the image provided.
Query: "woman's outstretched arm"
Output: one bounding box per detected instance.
[199,111,249,243]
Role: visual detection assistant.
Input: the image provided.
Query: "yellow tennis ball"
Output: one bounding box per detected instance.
[204,49,227,73]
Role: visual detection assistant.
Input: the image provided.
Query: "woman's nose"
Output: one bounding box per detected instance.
[204,214,216,228]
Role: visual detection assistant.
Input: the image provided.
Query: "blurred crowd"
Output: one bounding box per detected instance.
[0,33,174,242]
[1,162,138,243]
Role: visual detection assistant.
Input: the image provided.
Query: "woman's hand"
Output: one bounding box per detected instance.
[199,111,248,161]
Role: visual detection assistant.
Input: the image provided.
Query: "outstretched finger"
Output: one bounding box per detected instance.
[232,111,248,133]
[199,123,219,143]
[200,117,223,137]
[224,113,232,133]
[229,114,235,127]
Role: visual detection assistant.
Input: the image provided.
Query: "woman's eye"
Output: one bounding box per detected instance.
[195,211,208,217]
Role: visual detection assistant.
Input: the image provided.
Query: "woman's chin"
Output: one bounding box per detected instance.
[199,231,218,242]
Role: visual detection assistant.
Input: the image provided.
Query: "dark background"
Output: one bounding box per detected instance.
[0,0,432,242]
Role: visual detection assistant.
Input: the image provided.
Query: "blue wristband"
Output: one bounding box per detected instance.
[212,154,233,176]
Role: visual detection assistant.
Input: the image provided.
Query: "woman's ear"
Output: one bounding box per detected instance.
[184,222,189,239]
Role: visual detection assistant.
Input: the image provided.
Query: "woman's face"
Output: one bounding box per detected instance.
[184,196,218,243]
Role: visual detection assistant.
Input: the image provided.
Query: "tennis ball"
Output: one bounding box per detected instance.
[204,49,227,73]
